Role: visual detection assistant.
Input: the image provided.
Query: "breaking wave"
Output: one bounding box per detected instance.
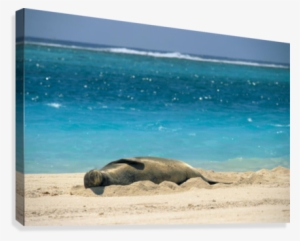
[24,41,289,69]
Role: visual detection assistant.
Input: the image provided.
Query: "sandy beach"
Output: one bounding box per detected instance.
[16,166,290,226]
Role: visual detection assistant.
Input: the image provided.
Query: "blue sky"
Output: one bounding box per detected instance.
[17,8,290,64]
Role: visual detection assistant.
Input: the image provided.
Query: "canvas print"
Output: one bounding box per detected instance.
[16,9,290,226]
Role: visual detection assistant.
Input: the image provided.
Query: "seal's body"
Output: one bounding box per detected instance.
[84,157,228,188]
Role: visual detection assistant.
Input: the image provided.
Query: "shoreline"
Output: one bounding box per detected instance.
[17,166,290,225]
[21,156,291,174]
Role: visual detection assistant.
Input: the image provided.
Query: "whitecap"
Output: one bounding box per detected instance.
[271,124,290,127]
[47,103,61,108]
[158,126,166,131]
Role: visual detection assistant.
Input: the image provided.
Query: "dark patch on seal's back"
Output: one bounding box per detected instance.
[104,159,145,170]
[135,156,180,163]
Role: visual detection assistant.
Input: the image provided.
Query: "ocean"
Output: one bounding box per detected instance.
[17,42,290,173]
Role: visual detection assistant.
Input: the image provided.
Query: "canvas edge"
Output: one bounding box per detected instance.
[15,8,25,226]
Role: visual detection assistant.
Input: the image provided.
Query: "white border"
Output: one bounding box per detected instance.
[1,0,299,240]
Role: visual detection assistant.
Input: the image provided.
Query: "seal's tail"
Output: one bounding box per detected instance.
[192,169,232,185]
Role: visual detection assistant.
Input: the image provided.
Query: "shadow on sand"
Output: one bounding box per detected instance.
[70,185,105,196]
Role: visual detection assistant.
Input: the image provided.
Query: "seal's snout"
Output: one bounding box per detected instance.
[84,170,103,188]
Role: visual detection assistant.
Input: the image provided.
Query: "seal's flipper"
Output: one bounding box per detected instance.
[205,178,232,185]
[206,180,218,185]
[105,158,145,170]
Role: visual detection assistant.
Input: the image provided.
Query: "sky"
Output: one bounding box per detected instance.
[17,8,290,65]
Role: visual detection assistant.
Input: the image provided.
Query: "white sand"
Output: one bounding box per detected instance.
[17,166,290,226]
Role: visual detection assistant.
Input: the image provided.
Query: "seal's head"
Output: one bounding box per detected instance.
[84,170,103,188]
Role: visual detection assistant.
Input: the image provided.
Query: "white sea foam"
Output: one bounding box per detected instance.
[25,41,289,69]
[104,48,289,69]
[193,156,290,172]
[271,124,290,127]
[158,125,167,131]
[47,103,61,108]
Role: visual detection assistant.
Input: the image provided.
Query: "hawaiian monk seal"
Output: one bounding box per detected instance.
[84,157,231,188]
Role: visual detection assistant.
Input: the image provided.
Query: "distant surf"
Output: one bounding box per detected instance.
[21,41,289,69]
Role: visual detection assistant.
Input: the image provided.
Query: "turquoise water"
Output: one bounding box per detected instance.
[18,43,290,173]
